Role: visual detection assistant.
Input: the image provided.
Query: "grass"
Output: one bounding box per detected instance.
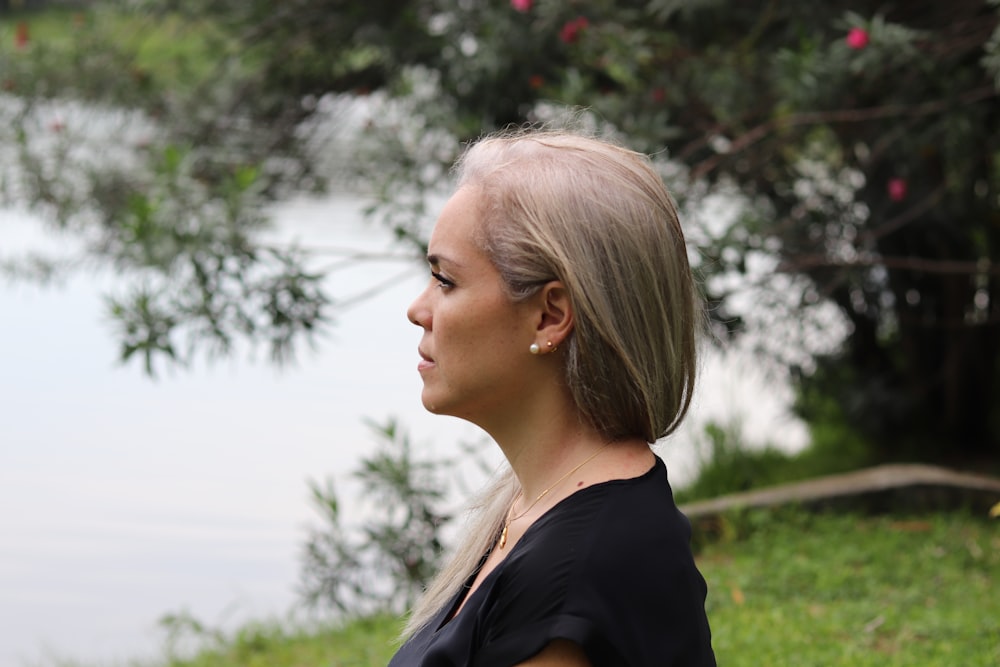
[157,614,400,667]
[698,509,999,666]
[145,509,997,667]
[5,6,996,667]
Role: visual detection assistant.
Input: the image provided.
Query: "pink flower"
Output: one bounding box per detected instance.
[846,27,869,50]
[560,17,589,44]
[887,178,908,202]
[510,0,533,12]
[14,22,29,50]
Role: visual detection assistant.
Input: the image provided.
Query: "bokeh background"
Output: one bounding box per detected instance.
[1,1,997,665]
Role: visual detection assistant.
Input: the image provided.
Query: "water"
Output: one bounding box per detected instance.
[0,195,807,666]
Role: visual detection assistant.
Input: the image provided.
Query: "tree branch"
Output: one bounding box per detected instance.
[861,185,947,243]
[779,254,1000,276]
[690,86,999,181]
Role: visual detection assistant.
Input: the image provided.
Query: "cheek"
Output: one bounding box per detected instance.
[445,318,491,359]
[437,295,525,361]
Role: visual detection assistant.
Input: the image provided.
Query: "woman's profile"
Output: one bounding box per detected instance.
[390,129,716,666]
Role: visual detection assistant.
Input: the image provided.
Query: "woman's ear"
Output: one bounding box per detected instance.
[535,281,574,349]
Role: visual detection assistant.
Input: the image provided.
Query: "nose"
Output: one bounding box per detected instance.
[407,288,430,328]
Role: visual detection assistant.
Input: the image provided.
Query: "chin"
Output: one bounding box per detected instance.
[422,395,464,419]
[420,392,444,414]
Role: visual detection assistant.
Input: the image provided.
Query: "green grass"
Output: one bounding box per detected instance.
[5,7,996,667]
[159,614,401,667]
[699,509,999,666]
[141,510,997,667]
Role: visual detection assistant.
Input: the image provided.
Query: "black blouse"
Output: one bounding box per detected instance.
[388,456,716,666]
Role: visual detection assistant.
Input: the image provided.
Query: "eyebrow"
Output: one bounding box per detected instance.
[426,253,462,268]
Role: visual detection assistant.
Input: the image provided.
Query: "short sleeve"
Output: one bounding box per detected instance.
[470,459,714,667]
[388,457,715,667]
[474,613,624,666]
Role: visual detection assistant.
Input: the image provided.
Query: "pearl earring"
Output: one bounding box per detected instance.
[529,343,540,355]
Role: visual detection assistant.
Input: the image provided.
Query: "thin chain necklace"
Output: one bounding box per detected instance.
[498,443,611,550]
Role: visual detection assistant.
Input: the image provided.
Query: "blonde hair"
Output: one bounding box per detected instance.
[403,129,699,637]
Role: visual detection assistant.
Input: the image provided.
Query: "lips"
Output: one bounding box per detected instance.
[417,348,435,372]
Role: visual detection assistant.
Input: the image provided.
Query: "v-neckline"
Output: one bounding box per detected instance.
[436,533,509,632]
[433,457,662,633]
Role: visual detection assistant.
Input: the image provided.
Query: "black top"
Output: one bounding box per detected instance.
[388,456,715,666]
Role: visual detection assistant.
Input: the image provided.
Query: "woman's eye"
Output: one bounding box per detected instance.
[431,271,455,289]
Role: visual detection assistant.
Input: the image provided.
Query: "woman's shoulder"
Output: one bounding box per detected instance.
[544,455,687,536]
[485,456,714,666]
[510,456,694,581]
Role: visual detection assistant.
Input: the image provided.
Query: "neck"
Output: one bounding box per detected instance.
[473,388,590,496]
[466,368,653,503]
[507,429,611,503]
[482,398,650,503]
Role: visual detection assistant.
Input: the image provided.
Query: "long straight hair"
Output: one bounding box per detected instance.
[403,129,699,637]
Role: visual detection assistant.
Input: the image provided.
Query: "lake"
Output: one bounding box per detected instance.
[0,195,807,666]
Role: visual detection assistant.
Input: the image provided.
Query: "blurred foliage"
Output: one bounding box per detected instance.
[298,418,450,617]
[1,0,998,460]
[675,416,873,504]
[157,510,1000,667]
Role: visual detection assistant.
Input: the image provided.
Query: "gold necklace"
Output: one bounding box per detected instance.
[498,443,611,549]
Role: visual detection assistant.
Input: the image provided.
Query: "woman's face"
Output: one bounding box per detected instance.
[406,187,539,426]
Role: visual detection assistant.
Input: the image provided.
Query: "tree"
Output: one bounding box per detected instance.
[1,0,432,371]
[3,0,999,462]
[340,0,1000,463]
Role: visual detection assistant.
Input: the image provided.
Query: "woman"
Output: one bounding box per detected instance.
[391,129,715,666]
